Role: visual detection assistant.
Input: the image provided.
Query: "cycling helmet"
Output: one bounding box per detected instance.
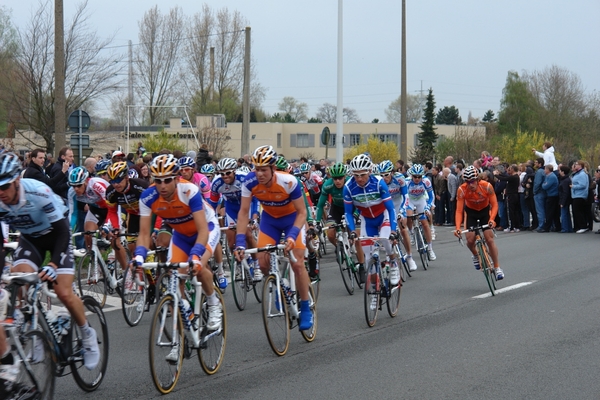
[349,154,373,172]
[408,164,424,176]
[177,156,196,169]
[68,166,89,186]
[237,165,251,174]
[379,160,394,174]
[274,156,289,171]
[0,152,22,186]
[200,164,215,175]
[463,165,478,181]
[292,167,301,176]
[128,169,139,179]
[329,162,347,178]
[216,157,237,172]
[372,164,380,175]
[95,159,111,175]
[107,161,129,181]
[150,154,179,177]
[251,145,277,167]
[299,163,311,173]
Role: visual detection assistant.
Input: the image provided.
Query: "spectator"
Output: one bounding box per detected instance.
[494,165,508,230]
[48,146,74,202]
[583,161,596,231]
[196,143,212,168]
[494,164,521,232]
[540,165,560,232]
[558,165,573,233]
[431,164,446,226]
[112,150,126,163]
[443,167,457,225]
[522,164,537,229]
[395,159,404,173]
[533,158,547,232]
[83,157,97,176]
[126,153,135,168]
[480,151,493,170]
[23,148,67,191]
[571,160,589,233]
[518,163,531,230]
[455,162,465,186]
[532,141,558,170]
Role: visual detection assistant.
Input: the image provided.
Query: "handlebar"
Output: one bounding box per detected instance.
[243,244,297,263]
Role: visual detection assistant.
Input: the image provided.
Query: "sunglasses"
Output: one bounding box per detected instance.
[154,177,175,185]
[353,172,369,178]
[333,176,345,181]
[110,177,125,185]
[0,182,12,191]
[381,173,392,177]
[303,172,310,175]
[221,170,235,176]
[412,175,422,179]
[466,179,477,184]
[71,183,84,188]
[181,167,194,172]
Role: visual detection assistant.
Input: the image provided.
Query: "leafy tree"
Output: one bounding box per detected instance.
[307,117,322,123]
[372,118,379,123]
[384,93,423,123]
[435,126,489,165]
[269,112,284,122]
[494,128,555,165]
[0,6,18,134]
[142,129,185,153]
[278,96,308,122]
[482,110,496,123]
[315,102,360,123]
[497,71,539,135]
[436,106,462,125]
[411,88,438,163]
[344,135,399,165]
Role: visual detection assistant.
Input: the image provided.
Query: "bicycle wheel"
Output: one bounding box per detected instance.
[77,252,107,307]
[386,275,402,317]
[310,275,320,304]
[71,296,109,392]
[149,294,184,394]
[198,289,227,375]
[252,268,264,304]
[155,271,170,303]
[121,266,147,327]
[478,243,496,296]
[231,261,247,311]
[318,231,327,256]
[300,284,317,342]
[364,267,380,327]
[261,275,290,356]
[337,243,354,295]
[415,228,428,271]
[396,242,411,278]
[19,329,55,400]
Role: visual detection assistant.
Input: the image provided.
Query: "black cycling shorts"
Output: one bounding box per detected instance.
[326,204,345,225]
[464,205,491,230]
[14,234,74,274]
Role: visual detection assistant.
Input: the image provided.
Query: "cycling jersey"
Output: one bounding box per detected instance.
[0,179,68,237]
[406,177,434,206]
[386,173,409,216]
[241,171,302,218]
[75,177,119,227]
[105,178,149,215]
[301,172,322,194]
[343,175,397,232]
[189,172,211,199]
[208,171,259,220]
[455,180,498,229]
[315,177,347,221]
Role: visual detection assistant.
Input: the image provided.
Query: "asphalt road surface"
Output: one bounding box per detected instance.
[55,226,600,399]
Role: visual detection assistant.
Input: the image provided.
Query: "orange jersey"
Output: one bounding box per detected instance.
[455,180,498,226]
[241,171,302,218]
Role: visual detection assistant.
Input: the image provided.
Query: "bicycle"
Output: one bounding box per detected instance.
[230,253,264,311]
[458,222,497,296]
[323,220,363,295]
[305,228,322,302]
[0,310,55,399]
[245,244,317,356]
[3,273,109,392]
[361,237,402,327]
[74,230,130,308]
[146,261,226,394]
[407,212,430,270]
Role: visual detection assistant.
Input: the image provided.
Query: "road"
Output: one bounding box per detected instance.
[55,227,600,399]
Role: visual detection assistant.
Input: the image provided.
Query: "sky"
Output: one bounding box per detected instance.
[5,0,600,123]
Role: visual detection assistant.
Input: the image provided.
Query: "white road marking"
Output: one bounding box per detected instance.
[472,281,536,299]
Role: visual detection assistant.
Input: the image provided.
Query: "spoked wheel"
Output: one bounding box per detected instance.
[396,243,411,279]
[149,295,184,394]
[310,275,320,304]
[300,284,317,342]
[19,329,55,399]
[364,271,380,327]
[252,269,264,303]
[414,230,428,271]
[318,231,327,256]
[386,280,401,317]
[337,243,354,295]
[121,266,147,326]
[261,275,290,356]
[231,261,248,311]
[198,289,227,375]
[77,252,107,308]
[71,296,109,392]
[479,244,496,296]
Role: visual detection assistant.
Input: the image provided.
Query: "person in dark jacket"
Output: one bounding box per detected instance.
[522,165,537,229]
[494,164,521,232]
[47,146,74,202]
[540,165,561,232]
[23,148,68,191]
[494,166,508,230]
[196,143,213,168]
[558,165,573,232]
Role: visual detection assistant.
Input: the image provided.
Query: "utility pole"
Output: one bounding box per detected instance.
[241,27,251,157]
[400,0,408,162]
[128,40,134,108]
[335,0,344,163]
[54,0,66,155]
[210,47,214,101]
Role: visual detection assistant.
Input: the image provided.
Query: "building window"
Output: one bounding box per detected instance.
[277,133,281,148]
[350,134,361,146]
[377,134,397,143]
[297,133,309,148]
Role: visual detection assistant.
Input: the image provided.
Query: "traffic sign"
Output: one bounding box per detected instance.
[68,110,90,133]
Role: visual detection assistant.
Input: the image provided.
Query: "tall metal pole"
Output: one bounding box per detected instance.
[241,27,251,157]
[128,40,133,107]
[335,0,344,163]
[78,110,83,166]
[400,0,408,162]
[54,0,66,155]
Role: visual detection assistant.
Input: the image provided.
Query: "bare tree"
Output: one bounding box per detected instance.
[135,5,185,125]
[278,96,308,122]
[0,0,122,153]
[214,8,245,111]
[184,4,214,110]
[316,102,360,123]
[196,126,231,159]
[385,93,422,123]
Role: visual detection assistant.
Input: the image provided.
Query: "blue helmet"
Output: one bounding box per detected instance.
[68,166,89,186]
[0,152,22,186]
[299,163,311,173]
[200,164,215,175]
[128,169,139,179]
[408,164,424,176]
[177,156,196,169]
[378,160,394,174]
[95,159,111,175]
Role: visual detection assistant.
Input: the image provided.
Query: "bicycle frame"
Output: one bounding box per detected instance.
[459,222,497,295]
[74,231,120,290]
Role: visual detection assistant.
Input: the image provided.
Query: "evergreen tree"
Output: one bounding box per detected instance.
[436,106,462,125]
[412,88,438,163]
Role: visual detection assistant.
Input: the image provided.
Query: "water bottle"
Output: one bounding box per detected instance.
[0,288,8,321]
[55,311,71,342]
[178,299,194,330]
[370,253,380,274]
[107,250,115,270]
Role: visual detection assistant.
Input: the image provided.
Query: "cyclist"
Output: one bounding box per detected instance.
[299,162,323,206]
[314,162,366,275]
[234,145,313,331]
[200,164,216,182]
[453,165,504,280]
[343,154,400,288]
[379,160,418,271]
[209,157,260,280]
[0,153,100,371]
[405,164,436,260]
[178,156,211,199]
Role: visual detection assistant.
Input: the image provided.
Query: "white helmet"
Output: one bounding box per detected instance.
[349,154,373,172]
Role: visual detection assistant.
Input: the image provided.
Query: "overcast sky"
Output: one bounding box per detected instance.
[6,0,600,123]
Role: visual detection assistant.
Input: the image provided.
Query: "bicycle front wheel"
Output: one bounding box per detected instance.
[71,296,109,392]
[396,242,411,278]
[77,252,107,307]
[300,284,317,342]
[231,261,248,311]
[364,269,380,327]
[252,271,264,304]
[19,329,55,400]
[121,266,147,327]
[261,275,290,356]
[415,229,428,271]
[386,279,401,318]
[198,289,227,375]
[478,243,496,296]
[337,243,354,295]
[149,294,184,394]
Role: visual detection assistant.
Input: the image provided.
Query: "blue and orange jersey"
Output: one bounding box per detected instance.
[241,171,302,218]
[139,181,216,236]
